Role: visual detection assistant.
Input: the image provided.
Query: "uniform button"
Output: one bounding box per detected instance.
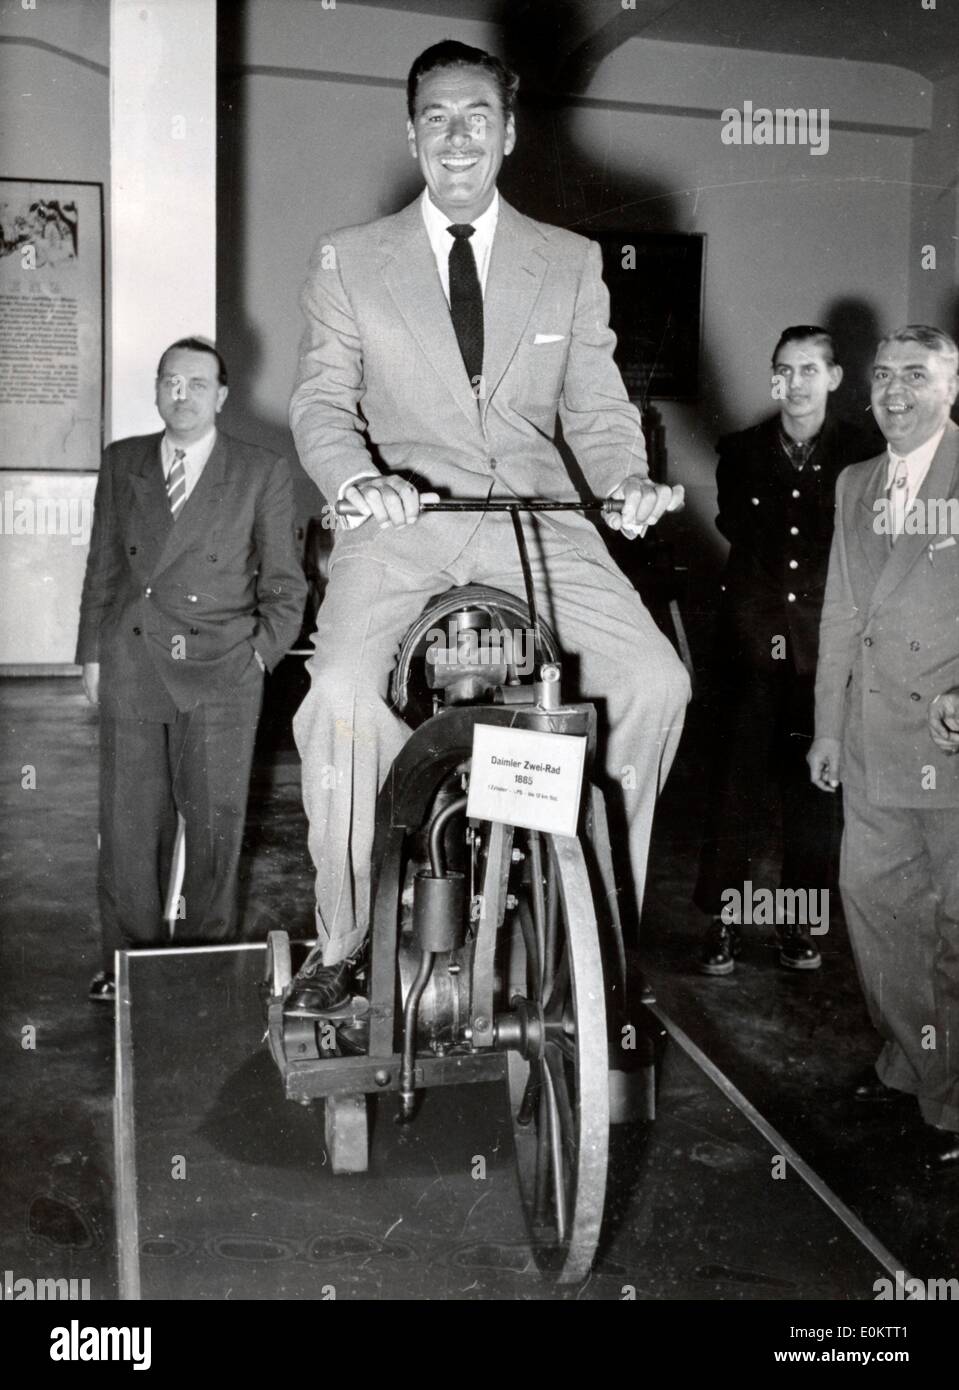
[864,637,873,646]
[910,692,921,702]
[788,559,798,569]
[187,594,198,603]
[751,497,759,505]
[189,626,199,636]
[789,526,799,536]
[133,626,142,635]
[786,592,796,603]
[910,641,920,651]
[792,489,801,499]
[208,554,217,562]
[144,586,152,597]
[489,458,497,470]
[129,545,137,555]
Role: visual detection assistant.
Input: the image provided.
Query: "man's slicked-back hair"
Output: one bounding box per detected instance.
[772,325,837,367]
[157,336,228,386]
[877,324,959,370]
[406,40,520,120]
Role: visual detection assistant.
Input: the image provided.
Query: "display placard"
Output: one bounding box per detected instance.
[466,724,587,838]
[0,179,104,471]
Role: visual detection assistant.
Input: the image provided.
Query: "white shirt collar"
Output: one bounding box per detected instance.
[885,423,946,490]
[420,186,499,237]
[162,426,217,471]
[420,187,500,298]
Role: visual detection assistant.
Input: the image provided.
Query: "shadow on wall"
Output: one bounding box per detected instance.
[494,0,731,444]
[823,297,883,423]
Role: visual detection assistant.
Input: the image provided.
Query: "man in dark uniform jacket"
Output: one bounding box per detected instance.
[693,325,878,974]
[76,338,307,1000]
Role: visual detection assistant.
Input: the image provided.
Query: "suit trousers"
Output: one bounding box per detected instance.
[694,656,842,917]
[294,513,691,965]
[839,735,959,1132]
[97,671,263,969]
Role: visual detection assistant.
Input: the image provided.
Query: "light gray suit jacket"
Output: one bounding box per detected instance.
[290,194,646,574]
[815,420,959,807]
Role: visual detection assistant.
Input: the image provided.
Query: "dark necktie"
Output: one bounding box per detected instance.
[166,448,187,519]
[447,223,483,389]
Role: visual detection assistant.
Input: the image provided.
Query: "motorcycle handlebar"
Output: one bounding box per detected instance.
[333,489,685,519]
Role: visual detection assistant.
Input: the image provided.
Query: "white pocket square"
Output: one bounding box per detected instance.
[930,536,957,550]
[533,333,565,345]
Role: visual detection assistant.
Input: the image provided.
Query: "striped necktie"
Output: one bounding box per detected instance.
[166,448,187,519]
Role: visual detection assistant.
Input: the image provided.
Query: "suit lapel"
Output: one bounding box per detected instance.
[130,435,174,553]
[867,423,959,614]
[154,432,229,573]
[853,455,890,587]
[379,200,480,428]
[481,199,549,413]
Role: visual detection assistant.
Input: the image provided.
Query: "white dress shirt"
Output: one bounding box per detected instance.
[885,424,947,515]
[161,427,217,505]
[420,186,499,302]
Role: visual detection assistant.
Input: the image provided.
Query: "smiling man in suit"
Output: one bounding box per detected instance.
[809,325,959,1172]
[77,338,306,1001]
[287,40,690,1010]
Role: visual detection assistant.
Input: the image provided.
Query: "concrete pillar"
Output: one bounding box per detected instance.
[110,0,217,440]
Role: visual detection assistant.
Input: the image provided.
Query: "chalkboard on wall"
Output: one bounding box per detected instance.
[591,231,705,402]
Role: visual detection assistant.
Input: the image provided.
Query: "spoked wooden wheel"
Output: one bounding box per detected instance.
[506,831,609,1284]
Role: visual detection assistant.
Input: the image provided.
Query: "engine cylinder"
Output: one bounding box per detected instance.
[412,870,467,951]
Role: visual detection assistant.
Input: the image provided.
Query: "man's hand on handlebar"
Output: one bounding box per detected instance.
[342,476,440,529]
[605,474,685,540]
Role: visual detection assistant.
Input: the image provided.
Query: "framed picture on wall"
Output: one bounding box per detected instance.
[0,177,104,472]
[590,231,705,402]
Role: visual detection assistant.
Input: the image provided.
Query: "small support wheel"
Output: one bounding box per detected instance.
[265,931,292,997]
[324,1093,370,1174]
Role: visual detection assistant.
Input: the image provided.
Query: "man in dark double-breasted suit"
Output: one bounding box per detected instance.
[694,326,877,975]
[76,339,307,999]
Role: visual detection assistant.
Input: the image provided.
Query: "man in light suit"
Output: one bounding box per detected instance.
[288,41,690,1009]
[77,339,306,1000]
[809,325,959,1172]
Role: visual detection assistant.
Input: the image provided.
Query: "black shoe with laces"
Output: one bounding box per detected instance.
[285,944,367,1016]
[699,918,741,976]
[778,922,822,971]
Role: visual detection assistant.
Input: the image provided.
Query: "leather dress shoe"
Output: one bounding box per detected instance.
[920,1126,959,1174]
[777,923,822,971]
[88,971,116,1003]
[699,919,741,976]
[285,944,366,1016]
[851,1068,903,1104]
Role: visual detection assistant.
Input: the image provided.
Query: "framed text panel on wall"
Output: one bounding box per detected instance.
[590,231,705,402]
[0,179,104,471]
